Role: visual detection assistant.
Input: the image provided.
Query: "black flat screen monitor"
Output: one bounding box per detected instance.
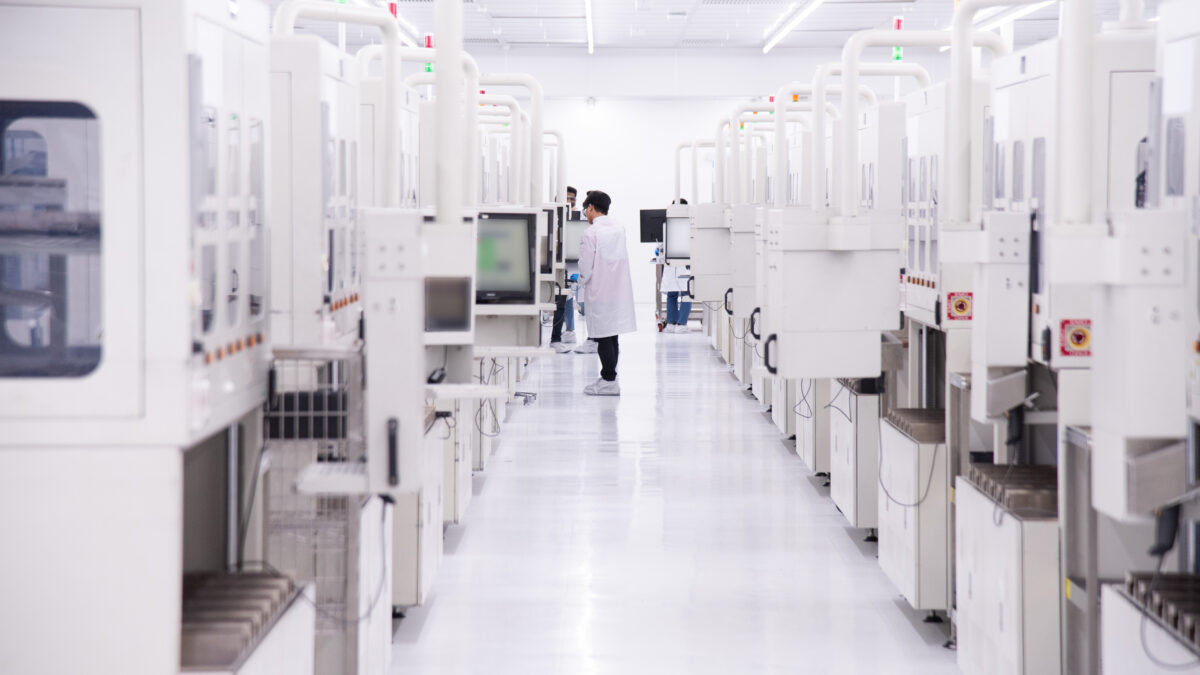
[639,209,667,243]
[541,208,554,274]
[425,277,472,331]
[476,212,537,304]
[568,209,582,221]
[563,220,589,263]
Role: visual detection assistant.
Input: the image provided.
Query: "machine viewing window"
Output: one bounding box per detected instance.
[563,220,588,263]
[476,213,536,304]
[639,209,666,244]
[0,101,102,378]
[554,205,564,264]
[664,217,691,261]
[425,277,472,332]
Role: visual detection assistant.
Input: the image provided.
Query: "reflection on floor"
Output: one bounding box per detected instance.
[391,319,957,674]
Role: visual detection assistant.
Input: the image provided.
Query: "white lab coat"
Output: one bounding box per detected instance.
[578,215,637,338]
[660,264,691,294]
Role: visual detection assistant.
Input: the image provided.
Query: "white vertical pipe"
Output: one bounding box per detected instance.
[435,0,463,220]
[714,120,727,204]
[675,141,691,204]
[275,0,403,207]
[479,75,544,206]
[546,130,567,203]
[841,29,1007,219]
[1059,0,1096,225]
[692,141,700,204]
[949,1,1041,226]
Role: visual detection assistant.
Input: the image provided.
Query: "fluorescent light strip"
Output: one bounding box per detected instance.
[762,3,799,38]
[938,1,1057,52]
[585,0,595,54]
[978,0,1056,32]
[762,0,826,55]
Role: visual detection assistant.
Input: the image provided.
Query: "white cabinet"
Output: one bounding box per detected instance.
[877,413,948,611]
[955,477,1060,675]
[392,434,445,609]
[795,379,831,474]
[1101,584,1200,675]
[829,381,880,529]
[436,399,474,525]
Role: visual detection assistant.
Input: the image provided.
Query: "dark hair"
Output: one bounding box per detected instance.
[566,186,577,196]
[582,190,611,215]
[673,198,688,205]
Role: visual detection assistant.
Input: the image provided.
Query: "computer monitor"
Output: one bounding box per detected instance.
[476,212,536,304]
[664,217,691,261]
[563,220,589,263]
[568,209,582,221]
[639,209,666,243]
[425,277,472,332]
[541,208,554,274]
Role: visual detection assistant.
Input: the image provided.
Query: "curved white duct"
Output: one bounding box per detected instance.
[729,103,774,205]
[360,45,482,206]
[274,0,403,207]
[480,74,544,207]
[840,29,1009,218]
[479,94,523,204]
[545,130,567,204]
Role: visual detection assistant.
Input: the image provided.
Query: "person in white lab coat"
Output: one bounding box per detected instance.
[577,190,636,396]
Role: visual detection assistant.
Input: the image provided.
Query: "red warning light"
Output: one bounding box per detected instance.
[424,34,433,49]
[388,2,397,18]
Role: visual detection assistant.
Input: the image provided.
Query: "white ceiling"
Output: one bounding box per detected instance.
[276,0,1160,53]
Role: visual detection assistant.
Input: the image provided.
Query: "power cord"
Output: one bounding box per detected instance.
[824,381,852,423]
[793,378,814,419]
[1138,554,1200,669]
[874,393,941,509]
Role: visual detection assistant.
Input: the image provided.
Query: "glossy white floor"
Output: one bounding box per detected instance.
[391,315,958,674]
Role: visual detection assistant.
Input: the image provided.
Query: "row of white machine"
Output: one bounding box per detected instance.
[0,1,578,674]
[664,0,1200,673]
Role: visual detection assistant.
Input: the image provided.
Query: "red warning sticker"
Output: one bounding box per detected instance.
[946,292,973,321]
[1060,319,1092,356]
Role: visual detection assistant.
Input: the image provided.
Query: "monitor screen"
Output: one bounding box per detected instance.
[664,217,691,260]
[425,277,472,332]
[568,209,582,221]
[639,209,666,243]
[563,221,589,262]
[541,208,554,274]
[477,214,535,302]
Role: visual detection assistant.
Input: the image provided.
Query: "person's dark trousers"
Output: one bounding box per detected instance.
[596,335,619,381]
[550,294,566,343]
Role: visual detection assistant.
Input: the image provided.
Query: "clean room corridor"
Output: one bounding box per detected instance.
[390,318,958,674]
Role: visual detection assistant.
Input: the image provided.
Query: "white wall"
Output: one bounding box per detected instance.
[543,97,732,304]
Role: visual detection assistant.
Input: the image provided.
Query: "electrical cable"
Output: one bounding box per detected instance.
[240,499,389,628]
[793,378,814,419]
[1139,554,1200,670]
[824,381,852,423]
[874,392,942,509]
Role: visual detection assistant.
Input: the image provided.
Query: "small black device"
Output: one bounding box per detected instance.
[639,208,667,243]
[555,205,565,264]
[541,207,555,274]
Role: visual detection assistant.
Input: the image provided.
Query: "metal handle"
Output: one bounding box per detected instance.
[724,288,733,316]
[749,307,761,340]
[387,418,399,487]
[764,334,778,374]
[686,275,695,299]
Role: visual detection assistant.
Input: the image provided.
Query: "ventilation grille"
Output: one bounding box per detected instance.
[700,0,792,5]
[681,38,727,46]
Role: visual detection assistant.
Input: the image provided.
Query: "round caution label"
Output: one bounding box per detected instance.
[947,292,973,321]
[1060,319,1092,356]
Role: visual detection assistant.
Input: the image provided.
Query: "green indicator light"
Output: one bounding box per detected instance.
[425,62,433,72]
[893,46,903,61]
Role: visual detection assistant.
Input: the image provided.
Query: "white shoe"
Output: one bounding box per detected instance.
[675,323,690,333]
[583,378,620,396]
[562,330,577,344]
[551,342,572,354]
[573,341,598,354]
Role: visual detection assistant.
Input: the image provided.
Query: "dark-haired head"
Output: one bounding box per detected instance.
[582,190,611,215]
